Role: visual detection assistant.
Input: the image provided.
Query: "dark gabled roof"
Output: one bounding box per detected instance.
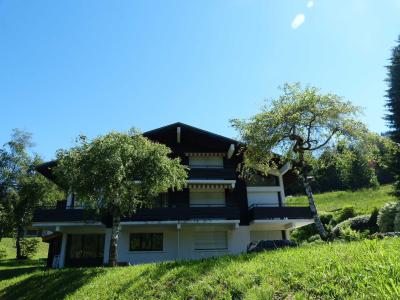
[36,160,58,182]
[144,122,240,144]
[36,122,242,183]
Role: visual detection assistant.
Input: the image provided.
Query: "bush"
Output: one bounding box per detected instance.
[0,246,6,259]
[336,206,357,223]
[320,213,334,226]
[368,208,379,233]
[290,213,334,243]
[306,234,322,243]
[377,202,399,232]
[339,226,361,241]
[369,232,400,239]
[19,238,40,258]
[332,214,376,238]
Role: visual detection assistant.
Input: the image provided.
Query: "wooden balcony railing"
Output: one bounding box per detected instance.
[32,205,241,224]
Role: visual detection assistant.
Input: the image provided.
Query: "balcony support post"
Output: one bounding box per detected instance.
[176,223,181,260]
[103,228,112,265]
[58,232,67,268]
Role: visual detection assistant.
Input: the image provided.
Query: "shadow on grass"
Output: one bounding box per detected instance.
[1,253,260,299]
[0,266,40,281]
[114,253,258,298]
[0,264,105,300]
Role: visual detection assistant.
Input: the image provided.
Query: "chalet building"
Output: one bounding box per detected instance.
[31,122,313,268]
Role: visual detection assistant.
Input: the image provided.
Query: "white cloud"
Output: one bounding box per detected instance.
[307,1,314,8]
[291,14,305,29]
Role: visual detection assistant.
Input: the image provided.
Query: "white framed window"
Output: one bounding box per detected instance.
[189,156,223,168]
[190,190,225,207]
[247,188,280,207]
[129,233,163,251]
[194,231,227,250]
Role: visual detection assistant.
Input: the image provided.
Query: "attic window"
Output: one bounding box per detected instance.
[189,156,223,168]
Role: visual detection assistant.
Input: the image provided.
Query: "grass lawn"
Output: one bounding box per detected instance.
[0,238,48,260]
[1,238,400,299]
[286,184,396,214]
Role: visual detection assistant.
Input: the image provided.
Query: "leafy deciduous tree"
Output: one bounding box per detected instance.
[231,83,365,240]
[0,129,63,258]
[54,130,188,267]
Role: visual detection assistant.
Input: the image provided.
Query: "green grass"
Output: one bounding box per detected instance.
[286,184,396,214]
[1,238,400,299]
[0,238,48,260]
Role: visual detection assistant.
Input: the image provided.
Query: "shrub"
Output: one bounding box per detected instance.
[332,215,372,238]
[336,206,357,223]
[368,208,379,233]
[339,226,361,241]
[19,238,40,258]
[369,232,400,239]
[0,246,6,259]
[377,202,399,232]
[290,213,333,243]
[290,224,317,243]
[306,234,322,243]
[394,209,400,231]
[320,213,335,226]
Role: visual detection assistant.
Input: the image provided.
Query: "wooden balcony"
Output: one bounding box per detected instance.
[124,206,240,221]
[32,205,241,224]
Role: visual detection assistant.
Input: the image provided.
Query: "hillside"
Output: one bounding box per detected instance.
[1,238,400,299]
[286,184,395,214]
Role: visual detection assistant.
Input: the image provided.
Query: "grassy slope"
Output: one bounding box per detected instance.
[0,238,48,260]
[286,184,396,214]
[1,238,400,299]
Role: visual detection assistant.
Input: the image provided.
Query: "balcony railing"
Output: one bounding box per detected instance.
[32,205,241,224]
[248,204,313,220]
[33,207,100,223]
[124,206,240,221]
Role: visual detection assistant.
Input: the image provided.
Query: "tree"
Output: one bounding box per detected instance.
[54,130,188,267]
[385,36,400,196]
[0,130,63,258]
[231,83,365,240]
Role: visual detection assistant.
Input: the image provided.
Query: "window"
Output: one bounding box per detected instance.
[189,156,223,168]
[190,190,225,207]
[247,190,280,207]
[194,231,227,250]
[129,233,163,251]
[68,234,105,259]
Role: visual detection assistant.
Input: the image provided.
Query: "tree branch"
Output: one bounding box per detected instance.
[308,128,339,151]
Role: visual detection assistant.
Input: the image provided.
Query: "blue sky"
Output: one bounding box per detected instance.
[1,0,400,160]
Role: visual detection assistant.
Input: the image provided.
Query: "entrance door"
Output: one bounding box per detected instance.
[65,234,105,267]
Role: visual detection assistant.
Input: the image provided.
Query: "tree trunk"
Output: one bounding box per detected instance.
[108,211,121,267]
[301,175,328,241]
[297,150,328,241]
[16,225,24,260]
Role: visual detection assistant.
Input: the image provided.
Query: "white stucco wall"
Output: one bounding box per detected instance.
[118,226,178,264]
[116,224,251,264]
[56,224,286,267]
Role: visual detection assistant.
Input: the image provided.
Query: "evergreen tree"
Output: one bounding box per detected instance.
[385,36,400,196]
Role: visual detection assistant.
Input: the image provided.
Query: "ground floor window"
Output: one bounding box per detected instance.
[129,233,163,251]
[194,231,227,250]
[66,234,105,267]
